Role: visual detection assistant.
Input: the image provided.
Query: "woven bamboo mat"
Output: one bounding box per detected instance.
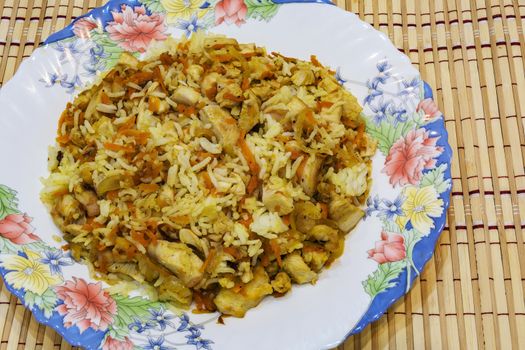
[0,0,524,349]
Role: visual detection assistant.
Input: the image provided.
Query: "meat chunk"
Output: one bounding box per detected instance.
[303,245,330,271]
[329,196,364,232]
[238,91,260,132]
[262,187,294,215]
[199,105,240,155]
[271,272,292,294]
[56,194,83,223]
[214,266,273,317]
[73,186,100,217]
[293,201,322,234]
[147,240,204,287]
[309,224,339,251]
[283,253,317,284]
[157,275,193,307]
[172,86,201,105]
[298,155,323,196]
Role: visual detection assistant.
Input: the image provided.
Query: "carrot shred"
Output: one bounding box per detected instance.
[316,100,333,110]
[138,183,159,194]
[223,92,244,102]
[171,215,191,225]
[246,175,259,195]
[56,134,70,145]
[200,172,214,190]
[200,248,216,273]
[149,95,161,113]
[304,109,316,126]
[223,246,242,260]
[100,91,111,104]
[106,190,119,201]
[119,129,150,145]
[131,230,149,247]
[319,203,329,219]
[282,215,290,226]
[354,123,365,147]
[310,55,323,67]
[117,116,136,131]
[231,283,243,293]
[128,71,154,85]
[239,133,259,175]
[239,215,253,229]
[295,156,309,178]
[103,142,134,153]
[193,290,217,312]
[144,229,157,244]
[241,77,250,90]
[269,240,282,268]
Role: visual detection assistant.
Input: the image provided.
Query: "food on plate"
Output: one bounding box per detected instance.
[41,33,377,317]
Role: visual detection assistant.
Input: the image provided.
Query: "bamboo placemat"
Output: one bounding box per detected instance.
[1,0,524,349]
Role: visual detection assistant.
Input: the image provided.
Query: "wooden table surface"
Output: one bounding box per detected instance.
[0,0,524,349]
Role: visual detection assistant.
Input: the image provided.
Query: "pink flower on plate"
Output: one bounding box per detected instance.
[55,278,117,333]
[0,213,39,245]
[417,98,443,121]
[73,17,98,39]
[102,336,133,350]
[106,5,167,53]
[368,231,406,264]
[215,0,248,26]
[383,128,444,187]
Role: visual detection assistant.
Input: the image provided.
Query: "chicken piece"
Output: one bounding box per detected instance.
[277,229,305,254]
[216,83,243,108]
[108,263,144,283]
[283,253,317,284]
[291,68,315,86]
[271,272,292,294]
[95,173,134,196]
[309,224,339,251]
[319,104,343,123]
[204,37,239,50]
[187,64,204,83]
[286,96,308,119]
[148,95,169,114]
[250,85,273,100]
[329,196,365,232]
[341,96,362,124]
[147,240,204,287]
[157,274,193,307]
[248,56,274,80]
[117,52,139,69]
[293,201,322,234]
[298,155,323,196]
[57,194,83,223]
[238,91,260,132]
[136,254,160,282]
[172,86,201,105]
[319,75,340,93]
[214,266,273,317]
[199,105,240,155]
[201,72,220,99]
[303,244,330,271]
[262,186,294,215]
[73,186,100,217]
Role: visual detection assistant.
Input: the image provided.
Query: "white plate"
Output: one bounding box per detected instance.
[0,1,451,349]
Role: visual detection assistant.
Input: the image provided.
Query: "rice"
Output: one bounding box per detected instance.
[41,33,376,317]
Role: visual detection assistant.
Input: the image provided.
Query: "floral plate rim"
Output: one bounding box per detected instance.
[0,1,452,349]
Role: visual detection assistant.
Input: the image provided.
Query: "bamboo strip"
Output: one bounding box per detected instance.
[0,1,524,350]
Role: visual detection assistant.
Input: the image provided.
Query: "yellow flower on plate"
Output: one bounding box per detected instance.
[161,0,208,22]
[1,254,61,295]
[402,186,444,235]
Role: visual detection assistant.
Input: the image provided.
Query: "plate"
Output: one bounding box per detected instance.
[0,1,452,349]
